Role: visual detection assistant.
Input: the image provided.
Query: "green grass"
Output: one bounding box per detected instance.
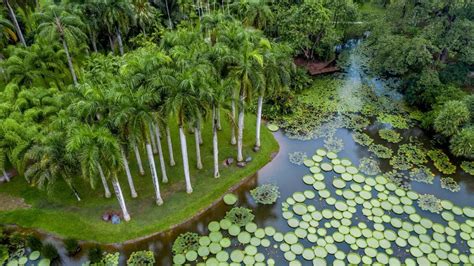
[0,115,279,243]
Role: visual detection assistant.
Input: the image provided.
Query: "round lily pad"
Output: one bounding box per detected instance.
[267,124,279,131]
[230,250,245,263]
[333,179,346,189]
[173,255,185,265]
[29,251,40,261]
[186,250,198,261]
[223,193,238,205]
[216,251,229,262]
[321,163,333,171]
[208,221,220,232]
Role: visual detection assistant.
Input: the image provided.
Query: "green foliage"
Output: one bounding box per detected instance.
[358,157,380,176]
[378,129,401,143]
[288,152,307,165]
[409,167,434,184]
[377,114,409,129]
[368,144,393,159]
[352,132,373,147]
[450,127,474,159]
[392,143,427,168]
[324,137,344,153]
[440,177,460,192]
[88,246,103,264]
[418,194,442,213]
[99,252,120,266]
[41,243,59,260]
[225,207,255,227]
[434,101,470,137]
[172,232,199,255]
[427,149,456,175]
[0,245,8,265]
[461,161,474,176]
[64,238,80,256]
[127,250,155,266]
[26,235,43,251]
[250,184,280,205]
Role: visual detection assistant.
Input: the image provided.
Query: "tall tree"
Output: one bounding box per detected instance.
[3,0,26,46]
[100,0,134,56]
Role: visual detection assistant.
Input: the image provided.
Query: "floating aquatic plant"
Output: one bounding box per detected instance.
[324,137,344,153]
[250,184,280,205]
[223,194,238,205]
[440,177,460,192]
[378,129,402,143]
[427,149,456,175]
[172,232,200,255]
[377,113,409,129]
[461,161,474,176]
[409,167,434,184]
[368,143,393,159]
[359,157,381,175]
[390,143,427,170]
[127,250,155,265]
[342,113,370,131]
[418,194,443,213]
[225,207,254,227]
[288,152,307,165]
[385,170,411,189]
[352,132,373,146]
[389,155,412,171]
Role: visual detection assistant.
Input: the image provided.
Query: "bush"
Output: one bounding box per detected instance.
[88,246,103,264]
[250,184,280,204]
[225,207,255,227]
[450,127,474,159]
[41,243,59,260]
[127,250,155,266]
[100,252,119,266]
[64,238,80,256]
[434,101,470,137]
[26,235,43,251]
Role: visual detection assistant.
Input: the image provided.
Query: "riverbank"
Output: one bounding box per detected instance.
[0,115,279,243]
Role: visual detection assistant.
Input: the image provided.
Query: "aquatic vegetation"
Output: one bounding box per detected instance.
[223,194,238,206]
[172,232,200,255]
[385,170,411,190]
[288,152,307,165]
[418,194,443,213]
[427,149,456,175]
[352,132,373,146]
[368,143,393,159]
[409,167,434,184]
[225,207,255,226]
[378,129,402,143]
[440,177,461,192]
[267,124,279,132]
[342,113,370,131]
[358,157,381,175]
[0,245,8,265]
[390,143,427,170]
[251,184,280,205]
[99,252,120,266]
[389,155,412,171]
[461,161,474,175]
[323,137,344,153]
[127,250,155,265]
[377,113,409,129]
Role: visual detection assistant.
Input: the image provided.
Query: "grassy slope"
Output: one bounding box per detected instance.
[0,115,279,243]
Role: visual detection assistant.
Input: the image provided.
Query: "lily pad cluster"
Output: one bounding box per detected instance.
[440,177,461,192]
[428,149,457,175]
[368,143,393,159]
[358,157,381,176]
[409,167,434,184]
[288,152,307,165]
[250,184,280,205]
[461,161,474,176]
[418,194,443,213]
[378,129,402,143]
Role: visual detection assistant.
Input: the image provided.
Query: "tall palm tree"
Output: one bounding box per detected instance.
[0,14,17,48]
[35,5,87,86]
[234,0,273,30]
[2,0,26,46]
[131,0,159,35]
[100,0,134,56]
[67,124,131,221]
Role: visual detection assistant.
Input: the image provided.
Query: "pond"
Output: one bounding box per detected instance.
[33,40,474,265]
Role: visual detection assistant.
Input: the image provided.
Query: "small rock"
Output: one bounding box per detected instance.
[253,146,260,152]
[111,214,121,224]
[102,213,110,221]
[245,156,253,162]
[237,162,246,168]
[224,157,234,166]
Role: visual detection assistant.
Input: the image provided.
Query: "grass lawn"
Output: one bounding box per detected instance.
[0,115,279,243]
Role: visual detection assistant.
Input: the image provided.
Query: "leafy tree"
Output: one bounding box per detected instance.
[99,0,134,55]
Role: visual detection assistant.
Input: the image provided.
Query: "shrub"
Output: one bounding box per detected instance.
[100,252,119,266]
[26,235,43,251]
[88,246,103,264]
[250,184,280,205]
[127,250,155,266]
[427,149,456,174]
[41,243,59,260]
[434,101,470,137]
[378,129,402,143]
[172,232,199,255]
[450,127,474,159]
[225,207,255,227]
[64,238,80,256]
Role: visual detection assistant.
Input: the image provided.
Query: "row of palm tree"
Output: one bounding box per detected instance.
[0,7,293,221]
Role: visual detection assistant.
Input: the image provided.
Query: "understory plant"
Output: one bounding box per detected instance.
[225,207,255,227]
[0,245,7,265]
[127,250,155,266]
[41,243,59,260]
[87,246,103,264]
[26,235,43,251]
[250,184,280,205]
[64,238,80,256]
[172,232,199,255]
[427,149,456,175]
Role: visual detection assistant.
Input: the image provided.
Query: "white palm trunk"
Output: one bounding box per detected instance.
[166,126,176,166]
[146,143,163,205]
[149,125,158,154]
[116,27,124,56]
[198,126,203,145]
[154,124,168,183]
[255,95,264,149]
[194,127,203,169]
[179,126,193,193]
[237,100,245,162]
[112,175,131,221]
[2,169,10,182]
[213,108,220,178]
[133,144,145,175]
[231,100,237,145]
[98,164,112,198]
[216,106,222,131]
[121,147,138,198]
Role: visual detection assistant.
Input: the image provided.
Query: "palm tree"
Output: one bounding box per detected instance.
[35,5,87,86]
[100,0,134,55]
[0,14,17,48]
[0,147,10,182]
[131,0,159,35]
[234,0,273,30]
[67,124,131,221]
[2,0,26,46]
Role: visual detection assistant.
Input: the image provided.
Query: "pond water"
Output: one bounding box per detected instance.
[32,40,474,265]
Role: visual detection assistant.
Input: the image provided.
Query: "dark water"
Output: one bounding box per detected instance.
[24,41,474,265]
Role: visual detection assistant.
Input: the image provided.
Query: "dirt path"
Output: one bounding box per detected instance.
[0,193,30,211]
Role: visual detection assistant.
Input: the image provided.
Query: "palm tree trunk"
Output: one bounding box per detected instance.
[146,142,163,205]
[166,126,176,166]
[61,38,78,86]
[231,100,237,145]
[111,175,131,221]
[116,26,124,56]
[153,124,168,183]
[2,169,10,182]
[164,0,173,28]
[213,107,220,178]
[197,120,203,145]
[108,34,115,54]
[3,0,26,47]
[255,95,264,150]
[237,97,245,162]
[91,33,98,52]
[65,180,81,201]
[98,164,112,198]
[216,104,222,130]
[194,126,203,169]
[179,126,193,193]
[133,144,145,175]
[149,125,158,154]
[121,146,138,198]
